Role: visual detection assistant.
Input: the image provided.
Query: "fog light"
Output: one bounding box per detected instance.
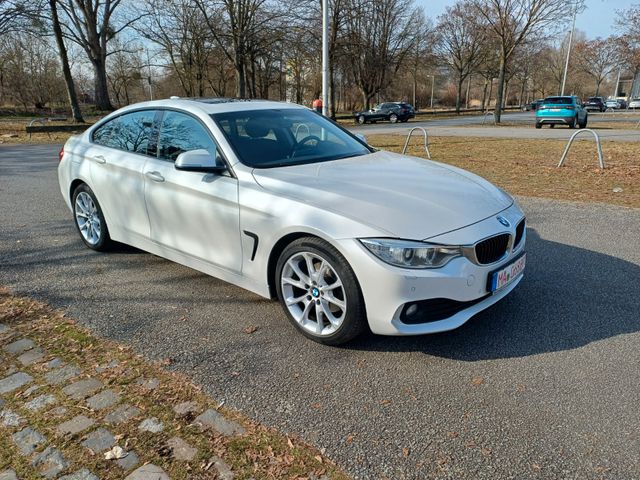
[406,304,419,317]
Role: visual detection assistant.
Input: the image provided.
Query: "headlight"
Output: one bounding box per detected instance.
[359,238,461,269]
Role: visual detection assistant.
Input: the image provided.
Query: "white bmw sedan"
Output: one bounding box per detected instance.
[58,98,526,345]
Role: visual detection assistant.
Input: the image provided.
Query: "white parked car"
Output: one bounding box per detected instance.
[629,98,640,109]
[58,99,526,345]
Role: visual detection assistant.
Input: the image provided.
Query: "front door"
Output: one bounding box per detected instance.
[143,110,242,272]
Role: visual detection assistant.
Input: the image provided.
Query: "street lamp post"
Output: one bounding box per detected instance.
[561,2,578,96]
[140,47,153,101]
[321,0,329,116]
[429,75,435,110]
[146,48,153,101]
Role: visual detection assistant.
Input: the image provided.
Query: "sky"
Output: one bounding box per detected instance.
[420,0,635,39]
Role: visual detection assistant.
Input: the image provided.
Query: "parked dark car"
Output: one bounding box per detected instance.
[354,102,415,124]
[584,97,606,112]
[527,99,544,111]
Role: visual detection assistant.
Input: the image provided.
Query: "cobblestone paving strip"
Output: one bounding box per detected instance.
[0,290,348,480]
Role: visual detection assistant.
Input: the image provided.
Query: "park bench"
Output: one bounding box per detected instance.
[25,117,90,139]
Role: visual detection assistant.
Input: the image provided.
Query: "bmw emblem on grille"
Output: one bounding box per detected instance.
[497,216,510,227]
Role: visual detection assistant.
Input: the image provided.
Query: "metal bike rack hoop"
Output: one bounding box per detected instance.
[401,126,431,159]
[482,111,496,125]
[557,128,605,169]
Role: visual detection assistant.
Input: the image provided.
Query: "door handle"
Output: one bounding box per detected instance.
[92,155,106,164]
[145,171,165,182]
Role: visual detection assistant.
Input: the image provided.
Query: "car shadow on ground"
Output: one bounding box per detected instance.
[348,228,640,360]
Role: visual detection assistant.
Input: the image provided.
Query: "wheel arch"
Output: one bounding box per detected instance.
[69,178,87,199]
[266,232,325,299]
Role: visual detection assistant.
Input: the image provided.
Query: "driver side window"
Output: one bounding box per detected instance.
[158,111,219,163]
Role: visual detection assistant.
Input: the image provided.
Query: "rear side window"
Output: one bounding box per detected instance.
[157,111,219,162]
[92,110,157,156]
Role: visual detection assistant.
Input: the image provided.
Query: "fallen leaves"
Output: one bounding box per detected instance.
[243,325,258,334]
[471,377,484,386]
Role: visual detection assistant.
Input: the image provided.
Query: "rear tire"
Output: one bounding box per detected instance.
[275,237,367,346]
[72,184,113,251]
[579,115,588,129]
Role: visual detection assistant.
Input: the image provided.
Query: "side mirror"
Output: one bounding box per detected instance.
[175,149,226,174]
[355,133,368,145]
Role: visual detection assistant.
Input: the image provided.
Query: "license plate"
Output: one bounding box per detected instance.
[550,108,560,112]
[489,254,526,292]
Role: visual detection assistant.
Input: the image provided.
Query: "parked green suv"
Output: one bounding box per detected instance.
[535,96,588,129]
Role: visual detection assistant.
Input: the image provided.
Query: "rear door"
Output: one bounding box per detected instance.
[142,110,242,272]
[87,110,157,241]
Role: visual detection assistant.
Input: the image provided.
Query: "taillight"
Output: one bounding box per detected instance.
[59,147,64,161]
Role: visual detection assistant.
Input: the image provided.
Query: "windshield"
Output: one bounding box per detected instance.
[211,108,371,168]
[543,97,573,104]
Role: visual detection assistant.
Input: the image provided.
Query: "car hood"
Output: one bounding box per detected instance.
[251,151,513,239]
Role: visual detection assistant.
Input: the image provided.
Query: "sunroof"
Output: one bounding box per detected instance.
[170,97,255,104]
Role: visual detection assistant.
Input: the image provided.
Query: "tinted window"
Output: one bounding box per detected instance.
[542,97,574,105]
[92,110,156,155]
[157,111,218,162]
[212,108,371,168]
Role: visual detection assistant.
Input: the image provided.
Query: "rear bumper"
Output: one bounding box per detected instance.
[536,116,575,125]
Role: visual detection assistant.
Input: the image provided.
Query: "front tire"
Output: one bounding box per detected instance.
[72,184,113,251]
[389,113,398,123]
[535,123,542,129]
[275,237,366,345]
[357,115,366,125]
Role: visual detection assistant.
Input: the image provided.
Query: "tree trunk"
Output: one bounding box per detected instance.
[455,76,464,114]
[518,79,526,107]
[92,55,113,111]
[481,77,488,111]
[494,56,506,123]
[465,76,471,110]
[235,51,246,98]
[49,0,84,122]
[503,80,509,109]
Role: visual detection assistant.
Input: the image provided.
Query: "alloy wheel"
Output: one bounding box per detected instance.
[74,191,101,245]
[280,251,347,336]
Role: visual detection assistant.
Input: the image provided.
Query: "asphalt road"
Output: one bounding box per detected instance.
[351,111,640,141]
[1,144,639,479]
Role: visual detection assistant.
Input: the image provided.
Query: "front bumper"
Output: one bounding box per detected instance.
[336,203,526,336]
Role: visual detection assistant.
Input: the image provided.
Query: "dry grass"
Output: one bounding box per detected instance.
[368,134,640,209]
[0,287,349,480]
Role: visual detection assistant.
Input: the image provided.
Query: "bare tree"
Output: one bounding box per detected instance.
[469,0,570,122]
[436,1,486,113]
[136,0,213,97]
[574,37,620,96]
[58,0,141,110]
[49,0,83,121]
[195,0,279,98]
[343,0,421,109]
[0,0,43,36]
[616,6,640,98]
